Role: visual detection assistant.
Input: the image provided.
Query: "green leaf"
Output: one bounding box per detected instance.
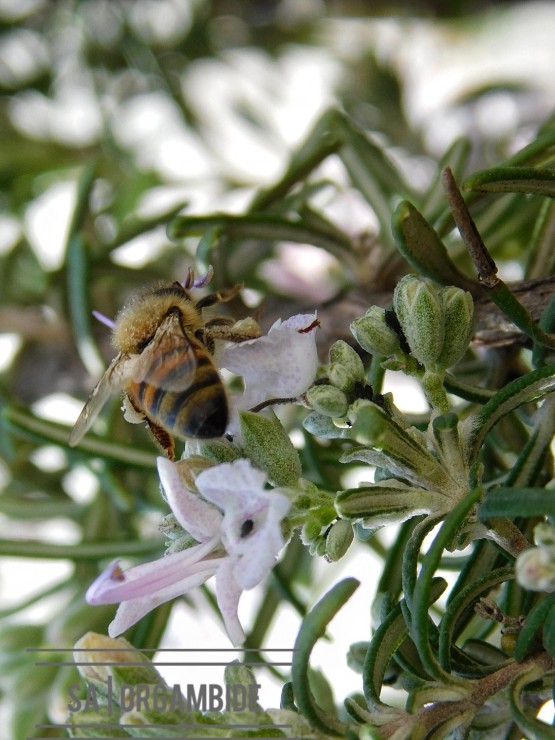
[514,593,555,662]
[509,657,555,740]
[542,604,555,658]
[392,201,478,291]
[291,578,359,735]
[0,537,162,560]
[362,600,407,709]
[1,405,157,468]
[167,212,354,263]
[479,488,555,520]
[67,234,106,378]
[421,136,471,222]
[411,488,482,681]
[465,166,555,198]
[464,364,555,462]
[504,126,555,168]
[439,566,514,673]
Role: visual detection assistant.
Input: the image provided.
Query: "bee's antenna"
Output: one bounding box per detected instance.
[181,265,213,290]
[92,310,115,329]
[183,267,195,289]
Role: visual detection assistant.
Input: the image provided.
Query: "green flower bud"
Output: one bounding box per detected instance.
[73,633,163,689]
[303,411,350,439]
[221,662,266,718]
[223,662,264,716]
[393,275,444,368]
[310,536,327,557]
[436,286,474,368]
[329,340,366,384]
[306,384,349,418]
[328,362,355,393]
[240,410,301,486]
[325,519,354,562]
[351,306,401,356]
[66,709,122,739]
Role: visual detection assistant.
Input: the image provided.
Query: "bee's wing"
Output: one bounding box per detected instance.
[69,355,129,446]
[132,315,199,392]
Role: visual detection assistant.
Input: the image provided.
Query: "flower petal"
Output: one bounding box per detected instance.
[107,560,220,637]
[221,312,319,402]
[196,459,290,589]
[195,458,267,509]
[215,558,245,646]
[157,457,223,541]
[86,536,221,604]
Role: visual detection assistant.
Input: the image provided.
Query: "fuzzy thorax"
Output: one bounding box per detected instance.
[112,286,203,355]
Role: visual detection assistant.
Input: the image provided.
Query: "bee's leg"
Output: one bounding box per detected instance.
[195,283,242,310]
[145,418,175,460]
[204,316,261,344]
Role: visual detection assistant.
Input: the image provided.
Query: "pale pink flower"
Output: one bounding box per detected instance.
[86,458,290,645]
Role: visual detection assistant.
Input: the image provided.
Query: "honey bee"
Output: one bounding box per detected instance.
[69,270,260,459]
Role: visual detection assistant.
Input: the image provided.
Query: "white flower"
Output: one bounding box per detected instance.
[516,545,555,593]
[86,458,290,645]
[196,459,291,589]
[221,313,319,408]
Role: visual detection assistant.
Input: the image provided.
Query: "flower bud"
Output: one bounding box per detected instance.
[224,661,262,712]
[393,275,444,368]
[351,306,401,356]
[310,536,327,557]
[302,411,350,439]
[73,632,163,687]
[325,519,354,562]
[306,384,349,418]
[328,340,366,384]
[436,286,474,369]
[328,362,355,393]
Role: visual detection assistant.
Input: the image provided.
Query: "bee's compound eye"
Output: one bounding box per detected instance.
[240,519,254,538]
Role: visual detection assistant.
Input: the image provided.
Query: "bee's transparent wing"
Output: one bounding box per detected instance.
[132,315,199,392]
[69,355,127,446]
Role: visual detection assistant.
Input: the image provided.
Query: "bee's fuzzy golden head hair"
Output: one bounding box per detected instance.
[112,282,203,354]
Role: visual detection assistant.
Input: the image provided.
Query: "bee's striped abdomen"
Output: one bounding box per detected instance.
[131,351,229,439]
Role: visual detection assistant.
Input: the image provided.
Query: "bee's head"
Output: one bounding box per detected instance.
[112,282,202,354]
